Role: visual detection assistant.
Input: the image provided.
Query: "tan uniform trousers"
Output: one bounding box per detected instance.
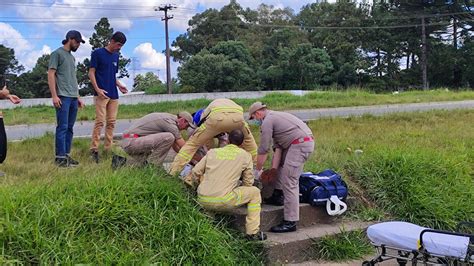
[198,186,261,235]
[90,96,119,151]
[121,132,175,167]
[170,112,257,175]
[275,141,314,222]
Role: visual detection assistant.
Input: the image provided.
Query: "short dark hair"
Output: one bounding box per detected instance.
[111,31,127,44]
[229,129,244,146]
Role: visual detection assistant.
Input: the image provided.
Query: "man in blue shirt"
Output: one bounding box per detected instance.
[89,31,128,163]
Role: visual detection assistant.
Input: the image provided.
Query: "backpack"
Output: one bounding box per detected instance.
[299,169,348,215]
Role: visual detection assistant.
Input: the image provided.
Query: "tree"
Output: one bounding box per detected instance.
[0,45,24,80]
[171,0,249,62]
[298,1,367,87]
[15,54,50,98]
[178,51,257,92]
[261,44,333,90]
[133,72,163,92]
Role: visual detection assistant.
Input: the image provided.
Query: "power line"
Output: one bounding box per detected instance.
[0,2,198,12]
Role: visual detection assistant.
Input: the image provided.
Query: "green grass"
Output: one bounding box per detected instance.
[1,109,473,263]
[3,89,474,125]
[0,137,263,264]
[301,110,474,230]
[312,230,373,262]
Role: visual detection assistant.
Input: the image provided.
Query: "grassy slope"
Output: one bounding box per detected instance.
[0,138,262,264]
[3,89,474,125]
[1,109,473,263]
[304,110,474,229]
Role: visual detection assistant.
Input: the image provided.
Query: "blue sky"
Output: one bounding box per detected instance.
[0,0,320,89]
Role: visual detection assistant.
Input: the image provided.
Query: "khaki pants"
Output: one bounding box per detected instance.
[169,112,257,175]
[275,141,314,222]
[90,96,119,151]
[121,132,175,167]
[198,186,261,235]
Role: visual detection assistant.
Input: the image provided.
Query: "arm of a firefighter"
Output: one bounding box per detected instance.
[241,152,255,187]
[192,153,207,183]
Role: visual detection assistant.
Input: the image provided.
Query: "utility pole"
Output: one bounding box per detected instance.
[156,4,175,94]
[421,15,428,90]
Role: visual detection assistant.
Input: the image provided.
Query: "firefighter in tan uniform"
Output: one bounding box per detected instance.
[249,102,314,233]
[193,129,266,240]
[117,112,194,168]
[169,98,258,175]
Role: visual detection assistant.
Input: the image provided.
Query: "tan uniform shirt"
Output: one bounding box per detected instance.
[124,112,181,139]
[258,111,313,154]
[201,98,244,120]
[193,144,254,197]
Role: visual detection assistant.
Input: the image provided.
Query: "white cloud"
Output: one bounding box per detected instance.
[23,45,52,69]
[0,23,51,69]
[133,42,166,70]
[13,0,164,36]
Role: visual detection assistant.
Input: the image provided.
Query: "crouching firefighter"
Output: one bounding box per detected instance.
[192,129,266,241]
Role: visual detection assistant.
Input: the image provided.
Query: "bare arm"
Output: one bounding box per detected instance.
[48,69,61,108]
[256,153,268,171]
[116,79,128,94]
[271,148,282,169]
[88,68,108,98]
[172,138,186,153]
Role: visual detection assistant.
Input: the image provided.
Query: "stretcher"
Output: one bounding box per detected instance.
[363,221,474,266]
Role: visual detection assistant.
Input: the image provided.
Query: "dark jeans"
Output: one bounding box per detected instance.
[0,117,6,163]
[55,96,78,157]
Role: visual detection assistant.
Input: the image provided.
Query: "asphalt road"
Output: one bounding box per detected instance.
[5,100,474,141]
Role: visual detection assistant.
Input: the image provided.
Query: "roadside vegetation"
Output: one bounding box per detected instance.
[3,89,474,125]
[1,109,472,263]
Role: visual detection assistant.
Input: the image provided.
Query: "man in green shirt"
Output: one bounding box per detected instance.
[48,30,85,167]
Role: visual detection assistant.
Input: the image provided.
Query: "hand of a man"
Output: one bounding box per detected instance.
[52,96,62,108]
[78,98,85,109]
[97,89,109,99]
[0,86,10,98]
[253,169,263,180]
[8,94,21,104]
[118,84,128,94]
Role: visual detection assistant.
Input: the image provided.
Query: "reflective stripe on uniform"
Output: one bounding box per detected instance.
[198,192,236,203]
[177,150,192,161]
[250,149,257,156]
[209,106,243,116]
[215,145,242,160]
[247,203,261,212]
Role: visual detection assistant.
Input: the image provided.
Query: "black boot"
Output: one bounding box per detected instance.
[111,154,127,170]
[246,231,267,241]
[270,220,297,233]
[264,189,284,206]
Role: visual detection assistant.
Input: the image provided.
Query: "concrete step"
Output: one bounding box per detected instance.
[264,221,373,265]
[288,258,398,266]
[231,203,337,232]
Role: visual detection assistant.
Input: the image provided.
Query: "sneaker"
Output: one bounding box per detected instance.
[270,220,297,233]
[112,154,127,170]
[55,157,69,167]
[90,150,99,164]
[66,155,79,167]
[0,171,5,177]
[246,231,267,241]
